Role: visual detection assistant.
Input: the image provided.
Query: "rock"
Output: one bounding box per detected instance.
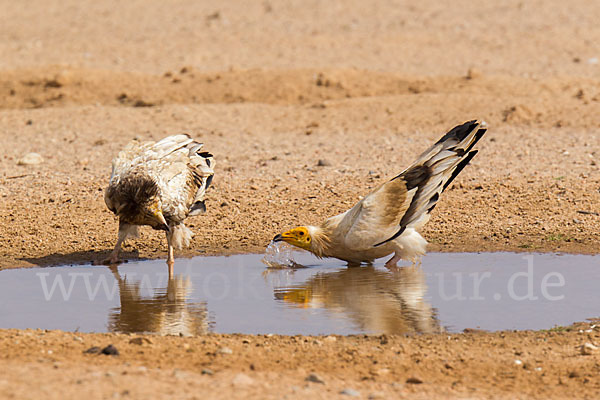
[406,377,423,384]
[305,373,325,384]
[101,344,119,356]
[466,67,482,80]
[514,359,523,365]
[17,153,44,166]
[83,346,101,354]
[368,392,385,399]
[323,335,337,343]
[201,368,214,375]
[232,373,255,386]
[580,342,598,355]
[129,337,152,346]
[217,347,233,355]
[173,369,189,379]
[340,388,360,397]
[317,159,331,167]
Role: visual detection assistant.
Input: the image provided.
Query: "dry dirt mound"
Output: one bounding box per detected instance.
[2,67,600,130]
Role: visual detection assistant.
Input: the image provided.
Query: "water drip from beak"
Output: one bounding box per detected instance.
[262,241,304,269]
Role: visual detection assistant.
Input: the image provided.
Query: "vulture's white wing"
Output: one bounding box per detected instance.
[342,120,486,250]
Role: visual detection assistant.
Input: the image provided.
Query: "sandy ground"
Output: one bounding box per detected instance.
[1,0,600,398]
[1,322,599,399]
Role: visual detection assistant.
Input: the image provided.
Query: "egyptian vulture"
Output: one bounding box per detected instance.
[103,134,214,268]
[273,120,486,267]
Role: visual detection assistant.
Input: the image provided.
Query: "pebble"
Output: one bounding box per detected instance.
[317,159,331,167]
[340,388,360,397]
[323,335,337,343]
[466,67,482,80]
[305,373,325,384]
[217,347,233,355]
[514,359,523,365]
[368,392,385,399]
[101,344,119,356]
[84,346,101,354]
[17,153,44,165]
[201,368,214,375]
[129,337,152,346]
[580,342,598,355]
[173,369,189,379]
[406,377,423,384]
[232,373,255,386]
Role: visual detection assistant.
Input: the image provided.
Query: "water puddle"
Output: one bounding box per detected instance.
[0,252,598,335]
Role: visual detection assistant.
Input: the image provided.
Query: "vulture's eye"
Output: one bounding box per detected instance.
[299,231,304,236]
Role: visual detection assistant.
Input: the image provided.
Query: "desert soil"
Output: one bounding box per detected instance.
[0,0,599,398]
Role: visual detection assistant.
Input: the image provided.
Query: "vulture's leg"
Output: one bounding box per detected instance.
[384,252,402,270]
[102,222,130,265]
[166,230,174,278]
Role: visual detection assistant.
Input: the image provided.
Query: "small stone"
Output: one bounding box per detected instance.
[17,153,44,166]
[173,369,188,379]
[129,337,152,346]
[406,377,423,384]
[573,218,582,224]
[84,346,101,354]
[466,67,482,80]
[340,388,360,397]
[580,342,598,355]
[217,347,233,355]
[101,344,119,356]
[514,359,523,365]
[368,392,385,399]
[305,373,325,384]
[232,373,254,386]
[588,57,599,65]
[323,335,337,343]
[569,371,580,378]
[201,368,214,375]
[317,159,331,167]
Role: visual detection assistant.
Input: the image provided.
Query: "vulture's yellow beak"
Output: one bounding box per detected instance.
[273,226,312,250]
[148,202,170,232]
